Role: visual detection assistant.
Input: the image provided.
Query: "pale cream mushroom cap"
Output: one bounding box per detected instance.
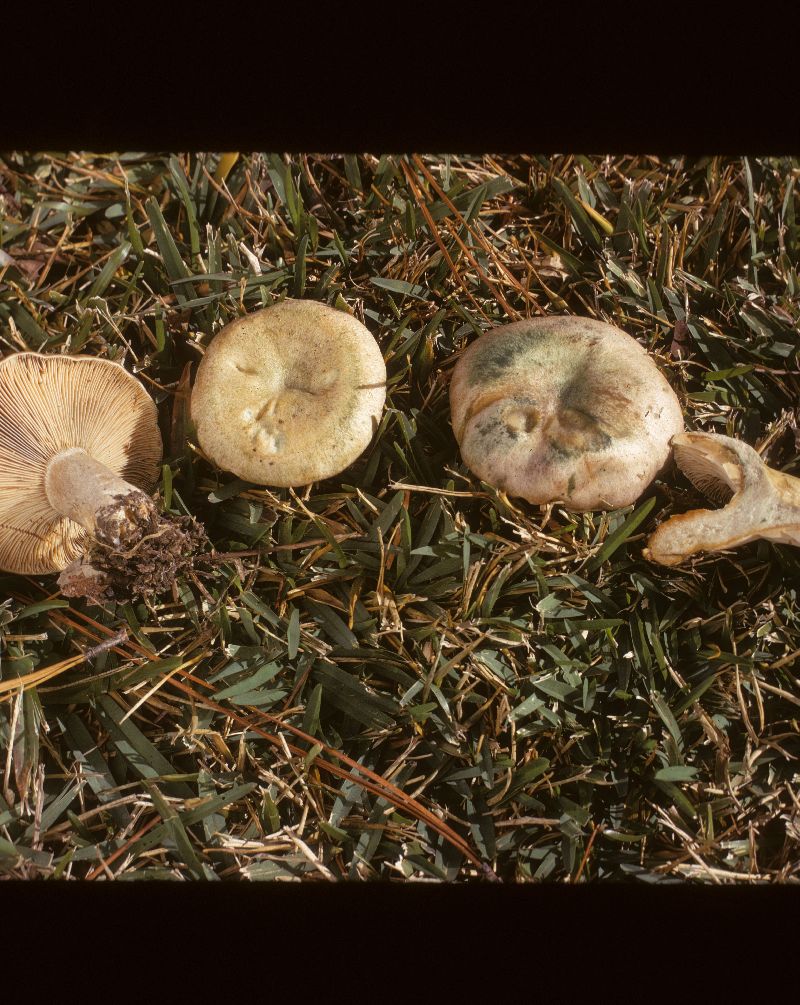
[449,316,685,510]
[643,431,800,565]
[190,299,386,486]
[0,353,162,574]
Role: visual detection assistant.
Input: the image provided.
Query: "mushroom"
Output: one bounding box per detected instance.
[0,352,204,602]
[643,431,800,566]
[449,316,684,510]
[190,299,386,486]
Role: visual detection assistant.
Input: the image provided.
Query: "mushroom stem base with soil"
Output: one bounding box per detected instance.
[45,448,206,603]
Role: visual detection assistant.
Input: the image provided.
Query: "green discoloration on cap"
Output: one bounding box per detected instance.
[467,335,530,386]
[475,415,520,442]
[554,408,614,454]
[449,315,685,510]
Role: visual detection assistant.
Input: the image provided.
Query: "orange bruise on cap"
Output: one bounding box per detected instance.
[190,299,386,486]
[643,431,800,566]
[449,316,684,510]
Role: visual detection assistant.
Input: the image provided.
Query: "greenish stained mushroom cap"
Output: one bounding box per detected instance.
[449,316,684,510]
[190,299,387,486]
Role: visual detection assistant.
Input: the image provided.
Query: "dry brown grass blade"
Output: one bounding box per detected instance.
[0,591,141,699]
[85,816,161,881]
[166,676,498,879]
[411,154,542,318]
[571,822,603,882]
[0,654,89,697]
[399,159,493,323]
[19,598,497,879]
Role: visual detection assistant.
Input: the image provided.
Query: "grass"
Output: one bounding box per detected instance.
[0,152,798,882]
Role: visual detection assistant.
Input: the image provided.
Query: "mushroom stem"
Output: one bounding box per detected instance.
[43,446,207,604]
[45,448,158,548]
[643,432,800,566]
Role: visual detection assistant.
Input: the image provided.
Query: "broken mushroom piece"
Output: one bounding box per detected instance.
[643,431,800,566]
[0,352,204,603]
[449,316,684,510]
[191,299,386,486]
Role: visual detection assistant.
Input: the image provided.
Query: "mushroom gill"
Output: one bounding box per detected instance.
[0,352,207,603]
[643,431,800,566]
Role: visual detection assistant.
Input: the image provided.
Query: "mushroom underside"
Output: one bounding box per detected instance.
[644,432,800,566]
[0,353,214,601]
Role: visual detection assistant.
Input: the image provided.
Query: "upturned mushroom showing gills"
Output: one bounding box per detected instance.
[643,431,800,566]
[191,299,386,486]
[0,352,204,603]
[449,316,684,510]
